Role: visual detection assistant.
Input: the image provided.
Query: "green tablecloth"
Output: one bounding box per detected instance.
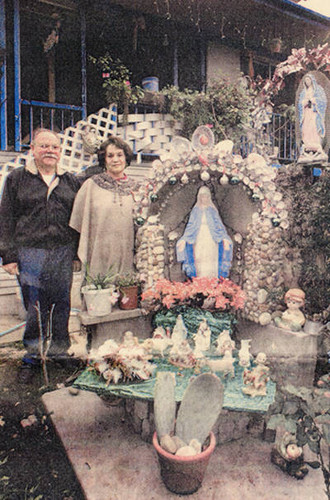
[74,357,276,414]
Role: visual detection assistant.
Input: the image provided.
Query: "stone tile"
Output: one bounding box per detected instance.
[42,388,326,500]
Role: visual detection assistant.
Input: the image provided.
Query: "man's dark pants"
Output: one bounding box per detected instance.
[17,245,75,364]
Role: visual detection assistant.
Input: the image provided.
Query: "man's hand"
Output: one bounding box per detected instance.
[73,260,81,272]
[2,262,19,275]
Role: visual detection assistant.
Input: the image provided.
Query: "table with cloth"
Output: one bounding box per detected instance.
[73,356,276,413]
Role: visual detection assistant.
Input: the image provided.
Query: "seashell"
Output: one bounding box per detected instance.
[181,173,189,184]
[220,174,229,185]
[175,445,198,457]
[200,170,210,181]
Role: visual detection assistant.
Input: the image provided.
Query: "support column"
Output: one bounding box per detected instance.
[200,33,206,92]
[80,1,87,119]
[13,0,21,151]
[173,35,178,87]
[0,0,7,150]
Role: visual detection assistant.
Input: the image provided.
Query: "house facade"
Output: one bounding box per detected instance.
[0,0,329,152]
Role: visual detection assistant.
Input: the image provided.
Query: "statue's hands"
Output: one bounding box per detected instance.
[2,262,19,275]
[177,240,186,253]
[223,239,231,251]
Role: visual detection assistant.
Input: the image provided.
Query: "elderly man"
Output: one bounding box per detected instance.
[0,128,81,382]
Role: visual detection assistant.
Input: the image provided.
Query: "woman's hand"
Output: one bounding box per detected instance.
[2,262,19,275]
[223,239,231,251]
[177,240,186,253]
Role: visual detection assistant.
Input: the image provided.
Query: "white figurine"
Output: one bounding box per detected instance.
[193,318,211,357]
[242,352,270,397]
[143,326,172,357]
[238,339,253,368]
[171,314,188,347]
[206,350,235,378]
[215,330,236,356]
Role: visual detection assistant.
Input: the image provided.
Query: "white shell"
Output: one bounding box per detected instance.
[200,170,210,181]
[220,174,229,185]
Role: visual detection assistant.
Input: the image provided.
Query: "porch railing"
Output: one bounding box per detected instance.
[19,99,84,148]
[240,113,297,163]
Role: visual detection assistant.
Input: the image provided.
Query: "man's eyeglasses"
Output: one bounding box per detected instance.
[35,144,60,151]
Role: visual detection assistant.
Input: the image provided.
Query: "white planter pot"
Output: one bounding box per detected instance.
[82,286,113,317]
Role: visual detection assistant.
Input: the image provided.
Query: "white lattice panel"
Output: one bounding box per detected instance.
[0,105,118,192]
[60,105,118,173]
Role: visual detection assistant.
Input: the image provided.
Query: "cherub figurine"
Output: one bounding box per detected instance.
[274,288,306,332]
[242,352,270,397]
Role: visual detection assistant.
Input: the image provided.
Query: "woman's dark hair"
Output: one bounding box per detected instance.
[97,136,133,168]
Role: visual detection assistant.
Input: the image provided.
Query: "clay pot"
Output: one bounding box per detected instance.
[152,432,216,495]
[119,285,139,310]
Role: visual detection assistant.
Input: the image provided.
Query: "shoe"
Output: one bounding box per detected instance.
[47,352,82,369]
[17,363,37,384]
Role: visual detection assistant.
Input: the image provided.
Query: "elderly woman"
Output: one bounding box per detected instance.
[70,136,137,279]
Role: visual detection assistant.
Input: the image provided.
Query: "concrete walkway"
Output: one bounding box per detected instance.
[42,387,326,500]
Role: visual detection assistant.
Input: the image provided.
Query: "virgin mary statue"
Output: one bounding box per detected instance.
[298,73,327,162]
[176,186,233,279]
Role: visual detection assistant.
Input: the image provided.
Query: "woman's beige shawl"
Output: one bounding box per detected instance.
[70,174,136,279]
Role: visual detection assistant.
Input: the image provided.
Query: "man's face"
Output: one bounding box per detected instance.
[31,131,61,171]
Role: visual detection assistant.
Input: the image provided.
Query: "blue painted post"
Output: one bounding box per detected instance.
[0,0,7,150]
[81,3,87,119]
[13,0,21,151]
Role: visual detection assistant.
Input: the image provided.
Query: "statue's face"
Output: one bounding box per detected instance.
[304,76,312,88]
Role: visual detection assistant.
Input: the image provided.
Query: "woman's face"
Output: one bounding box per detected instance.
[105,144,126,179]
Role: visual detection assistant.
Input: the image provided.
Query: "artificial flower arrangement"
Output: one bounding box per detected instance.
[141,277,245,312]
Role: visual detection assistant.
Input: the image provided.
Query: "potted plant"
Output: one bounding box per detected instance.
[153,372,224,494]
[81,264,119,317]
[115,271,141,310]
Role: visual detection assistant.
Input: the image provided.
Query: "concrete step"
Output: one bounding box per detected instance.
[0,151,21,167]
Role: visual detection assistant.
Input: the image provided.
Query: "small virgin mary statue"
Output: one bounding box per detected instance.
[176,186,233,279]
[298,73,327,162]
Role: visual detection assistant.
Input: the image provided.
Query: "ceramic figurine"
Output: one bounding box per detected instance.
[169,339,196,368]
[193,318,211,357]
[215,330,236,356]
[143,327,172,357]
[271,432,309,480]
[206,350,235,378]
[171,314,188,347]
[176,186,233,279]
[274,288,306,332]
[242,352,270,397]
[297,73,327,164]
[238,339,253,368]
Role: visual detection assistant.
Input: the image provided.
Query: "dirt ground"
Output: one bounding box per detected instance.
[0,341,86,499]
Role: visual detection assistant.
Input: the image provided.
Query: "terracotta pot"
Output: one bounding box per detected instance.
[119,285,139,310]
[152,432,216,495]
